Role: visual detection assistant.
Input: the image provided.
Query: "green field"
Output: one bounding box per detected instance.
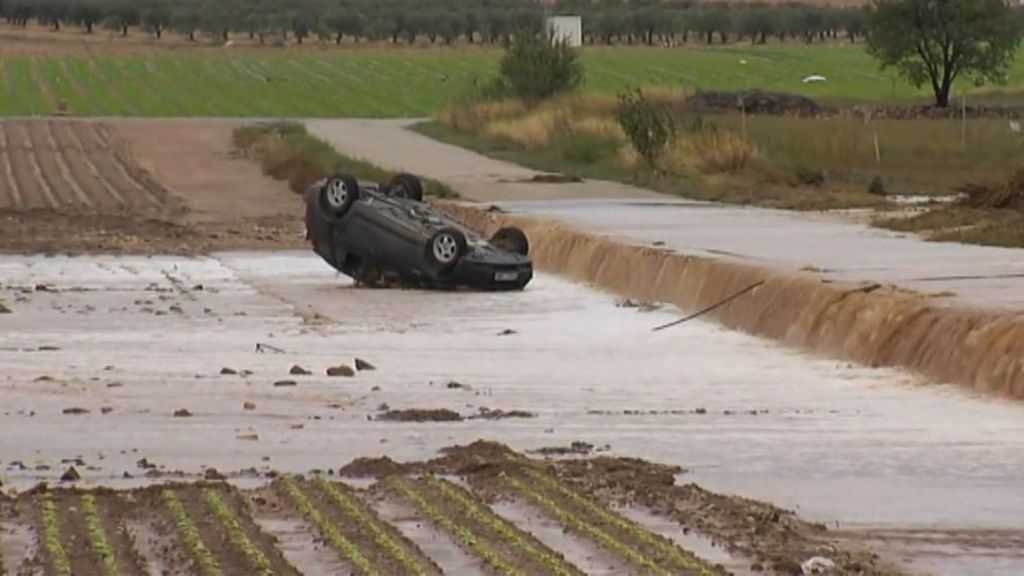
[2,45,1024,117]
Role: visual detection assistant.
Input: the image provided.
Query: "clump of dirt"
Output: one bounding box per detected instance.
[615,298,661,311]
[327,365,356,377]
[338,456,408,478]
[530,441,596,456]
[471,408,535,420]
[960,167,1024,210]
[376,408,463,422]
[686,90,825,117]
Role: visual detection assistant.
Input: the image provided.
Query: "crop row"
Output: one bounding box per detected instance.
[315,476,428,575]
[502,474,672,575]
[521,468,716,575]
[162,489,223,576]
[388,476,523,576]
[202,489,275,576]
[40,495,72,576]
[281,476,381,576]
[80,494,120,576]
[425,476,581,576]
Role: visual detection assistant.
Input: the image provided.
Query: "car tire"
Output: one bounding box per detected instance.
[320,174,360,216]
[387,173,425,202]
[491,227,529,256]
[426,228,467,271]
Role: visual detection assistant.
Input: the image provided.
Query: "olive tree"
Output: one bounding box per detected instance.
[867,0,1024,107]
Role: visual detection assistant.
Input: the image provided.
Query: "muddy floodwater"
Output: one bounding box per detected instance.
[2,251,1024,574]
[498,198,1024,310]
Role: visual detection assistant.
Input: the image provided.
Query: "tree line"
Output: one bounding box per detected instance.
[0,0,870,46]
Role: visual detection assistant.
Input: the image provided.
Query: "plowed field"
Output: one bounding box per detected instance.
[0,119,170,214]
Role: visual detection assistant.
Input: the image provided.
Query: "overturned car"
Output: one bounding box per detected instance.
[304,172,533,291]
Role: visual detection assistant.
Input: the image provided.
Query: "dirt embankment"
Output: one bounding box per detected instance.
[442,203,1024,398]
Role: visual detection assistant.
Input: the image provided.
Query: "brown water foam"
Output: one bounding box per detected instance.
[443,203,1024,398]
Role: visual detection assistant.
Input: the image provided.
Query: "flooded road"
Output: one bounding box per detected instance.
[2,251,1023,573]
[307,119,1024,311]
[497,198,1024,310]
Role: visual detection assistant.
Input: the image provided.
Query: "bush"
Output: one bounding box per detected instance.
[496,32,583,105]
[615,88,675,170]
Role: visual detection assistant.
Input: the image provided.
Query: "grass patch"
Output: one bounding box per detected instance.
[417,89,1024,220]
[415,117,884,211]
[233,122,456,198]
[1,45,1024,118]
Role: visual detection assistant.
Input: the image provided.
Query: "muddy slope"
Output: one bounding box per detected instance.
[441,203,1024,398]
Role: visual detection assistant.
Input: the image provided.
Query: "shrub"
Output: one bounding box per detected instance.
[615,88,675,170]
[496,32,583,105]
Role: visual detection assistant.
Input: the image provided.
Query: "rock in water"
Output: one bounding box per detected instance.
[173,409,193,418]
[289,365,312,375]
[354,358,376,371]
[220,367,237,375]
[60,466,80,482]
[327,365,356,377]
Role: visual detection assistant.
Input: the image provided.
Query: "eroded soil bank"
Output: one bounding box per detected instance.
[441,202,1024,398]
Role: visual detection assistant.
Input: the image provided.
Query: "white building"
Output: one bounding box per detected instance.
[547,16,582,47]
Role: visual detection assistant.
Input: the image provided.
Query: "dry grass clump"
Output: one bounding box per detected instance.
[671,130,759,174]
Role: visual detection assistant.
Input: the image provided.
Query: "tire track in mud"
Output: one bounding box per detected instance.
[49,120,126,208]
[7,121,58,209]
[25,120,87,209]
[0,123,22,209]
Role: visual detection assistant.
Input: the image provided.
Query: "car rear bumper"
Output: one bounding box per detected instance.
[444,261,534,291]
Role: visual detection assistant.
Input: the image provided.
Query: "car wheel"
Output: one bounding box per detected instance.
[427,228,467,271]
[387,173,425,202]
[320,174,359,216]
[491,227,529,256]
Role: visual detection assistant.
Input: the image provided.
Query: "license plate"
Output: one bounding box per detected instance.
[494,271,518,282]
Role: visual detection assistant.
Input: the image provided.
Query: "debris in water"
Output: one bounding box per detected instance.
[289,364,312,375]
[327,365,355,377]
[60,466,80,482]
[446,381,469,389]
[243,401,256,410]
[100,407,113,415]
[0,302,10,314]
[255,342,285,354]
[237,432,259,441]
[173,409,193,418]
[616,299,661,312]
[531,441,595,455]
[497,328,517,336]
[354,358,376,371]
[473,408,535,420]
[273,380,298,387]
[62,407,90,415]
[801,556,836,574]
[220,367,237,375]
[35,375,54,382]
[377,408,463,422]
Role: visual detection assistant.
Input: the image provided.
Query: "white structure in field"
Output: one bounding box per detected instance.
[547,16,582,47]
